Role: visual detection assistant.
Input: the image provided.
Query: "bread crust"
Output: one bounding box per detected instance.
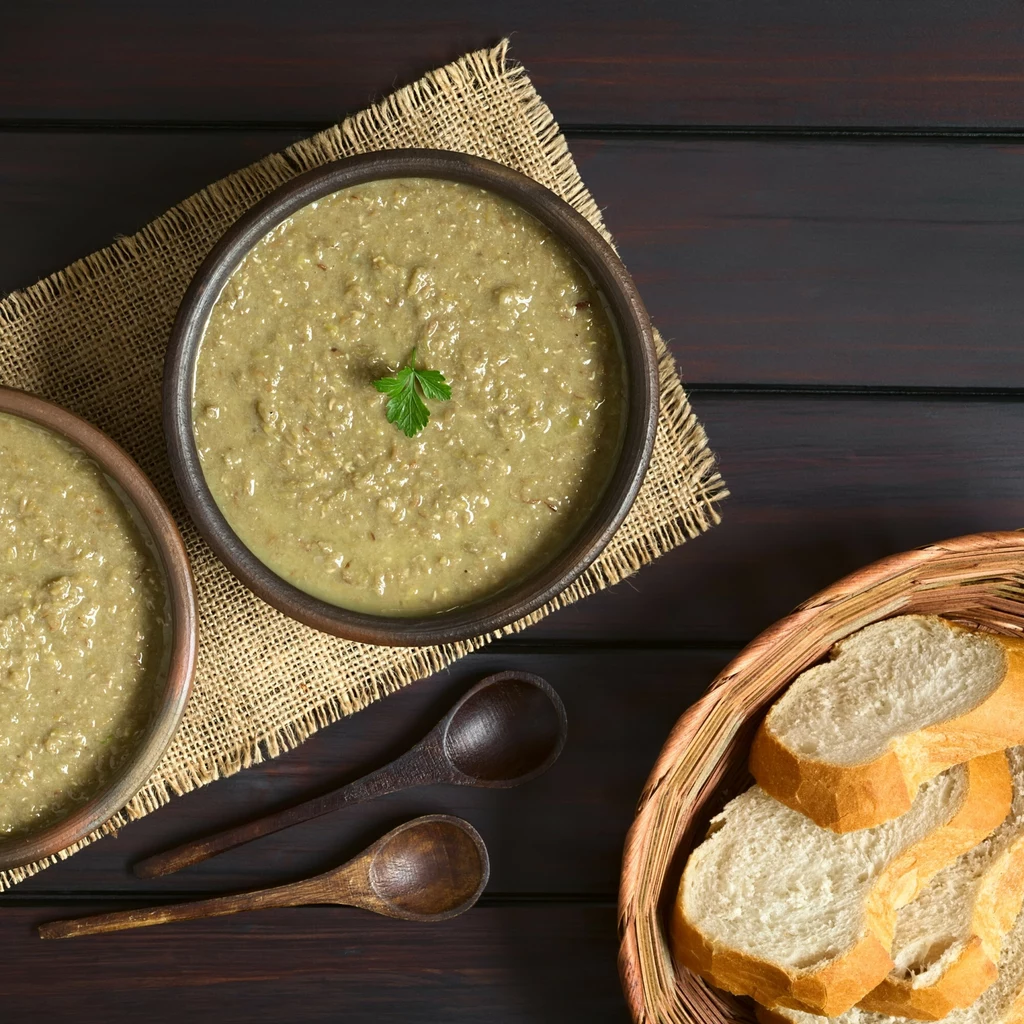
[756,943,1024,1024]
[859,937,996,1020]
[858,833,1024,1020]
[750,626,1024,833]
[673,752,1012,1018]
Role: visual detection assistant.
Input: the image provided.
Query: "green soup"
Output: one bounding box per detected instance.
[193,177,626,616]
[0,413,169,837]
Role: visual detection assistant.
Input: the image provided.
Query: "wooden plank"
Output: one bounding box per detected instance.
[5,2,1024,128]
[6,132,1024,387]
[0,130,307,296]
[528,393,1024,643]
[579,138,1024,388]
[0,904,629,1022]
[13,649,725,897]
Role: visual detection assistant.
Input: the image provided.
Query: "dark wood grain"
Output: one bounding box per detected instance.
[6,2,1024,128]
[7,132,1024,388]
[528,393,1024,643]
[0,131,307,296]
[0,904,630,1023]
[13,649,724,897]
[578,138,1024,388]
[133,673,563,879]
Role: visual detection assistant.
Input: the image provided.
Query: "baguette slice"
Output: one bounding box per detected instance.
[673,752,1011,1018]
[856,746,1024,1020]
[759,879,1024,1024]
[751,615,1024,833]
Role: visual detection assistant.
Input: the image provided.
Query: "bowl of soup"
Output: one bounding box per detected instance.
[165,149,657,645]
[0,387,196,871]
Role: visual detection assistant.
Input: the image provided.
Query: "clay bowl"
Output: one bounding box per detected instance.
[164,148,658,646]
[0,387,197,873]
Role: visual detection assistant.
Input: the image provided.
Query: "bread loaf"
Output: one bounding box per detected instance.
[854,745,1024,1019]
[759,877,1024,1024]
[673,752,1011,1017]
[750,615,1024,833]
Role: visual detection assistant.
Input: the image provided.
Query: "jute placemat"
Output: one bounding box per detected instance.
[0,40,726,889]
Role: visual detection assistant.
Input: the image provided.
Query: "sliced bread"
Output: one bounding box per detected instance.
[855,746,1024,1020]
[758,877,1024,1024]
[750,614,1024,833]
[673,752,1011,1018]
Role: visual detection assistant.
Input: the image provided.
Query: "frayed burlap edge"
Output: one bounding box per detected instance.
[0,40,726,889]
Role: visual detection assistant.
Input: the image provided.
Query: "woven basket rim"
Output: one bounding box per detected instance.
[618,529,1024,1024]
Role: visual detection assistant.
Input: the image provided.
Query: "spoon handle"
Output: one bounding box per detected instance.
[134,753,425,879]
[39,877,325,939]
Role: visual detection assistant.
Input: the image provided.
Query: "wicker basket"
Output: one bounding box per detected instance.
[618,531,1024,1024]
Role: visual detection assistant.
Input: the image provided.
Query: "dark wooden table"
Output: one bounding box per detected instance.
[4,4,1024,1020]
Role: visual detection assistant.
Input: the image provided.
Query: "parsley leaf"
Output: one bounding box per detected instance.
[373,347,452,438]
[414,368,452,403]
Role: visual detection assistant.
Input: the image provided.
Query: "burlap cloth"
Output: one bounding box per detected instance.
[0,40,726,890]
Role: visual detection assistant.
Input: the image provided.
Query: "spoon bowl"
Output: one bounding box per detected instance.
[369,816,489,921]
[444,671,567,785]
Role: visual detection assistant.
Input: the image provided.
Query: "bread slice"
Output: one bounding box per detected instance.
[855,746,1024,1019]
[758,877,1024,1024]
[750,615,1024,833]
[673,752,1011,1017]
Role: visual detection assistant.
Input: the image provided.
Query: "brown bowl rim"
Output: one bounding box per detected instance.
[0,387,198,872]
[164,148,659,646]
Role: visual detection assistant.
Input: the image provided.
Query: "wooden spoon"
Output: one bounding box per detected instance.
[135,670,566,879]
[40,814,488,939]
